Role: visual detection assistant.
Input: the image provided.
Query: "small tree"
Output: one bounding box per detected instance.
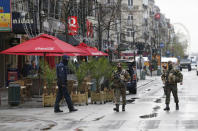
[88,57,113,92]
[40,60,56,89]
[69,61,88,92]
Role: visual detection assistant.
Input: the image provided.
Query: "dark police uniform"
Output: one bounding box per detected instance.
[54,56,77,113]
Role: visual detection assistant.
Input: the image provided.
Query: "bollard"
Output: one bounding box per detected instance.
[140,71,146,80]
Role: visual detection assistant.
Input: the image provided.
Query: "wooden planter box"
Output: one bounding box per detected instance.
[91,91,106,104]
[71,92,88,105]
[42,85,57,107]
[42,93,56,107]
[67,80,76,94]
[104,89,114,102]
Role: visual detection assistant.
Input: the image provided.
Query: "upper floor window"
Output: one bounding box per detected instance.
[127,15,133,25]
[128,15,133,21]
[127,28,133,37]
[106,0,111,4]
[128,0,133,6]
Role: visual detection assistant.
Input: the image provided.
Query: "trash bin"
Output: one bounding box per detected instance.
[8,82,21,106]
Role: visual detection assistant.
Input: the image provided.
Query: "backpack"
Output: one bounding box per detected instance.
[174,70,183,83]
[168,69,183,84]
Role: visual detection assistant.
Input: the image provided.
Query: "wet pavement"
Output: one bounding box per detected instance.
[0,70,198,131]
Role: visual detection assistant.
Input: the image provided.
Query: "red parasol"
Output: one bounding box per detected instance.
[76,43,108,56]
[0,34,86,56]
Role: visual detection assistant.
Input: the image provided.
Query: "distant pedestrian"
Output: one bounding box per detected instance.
[22,60,31,77]
[161,61,183,111]
[149,63,152,76]
[128,61,134,82]
[54,55,77,113]
[29,60,38,77]
[112,63,130,112]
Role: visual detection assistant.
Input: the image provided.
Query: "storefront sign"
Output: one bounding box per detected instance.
[0,0,12,32]
[12,12,38,34]
[68,16,79,35]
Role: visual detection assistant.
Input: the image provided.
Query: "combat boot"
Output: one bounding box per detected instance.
[164,104,170,111]
[113,104,119,112]
[69,107,78,112]
[176,103,179,110]
[54,109,63,113]
[122,105,125,111]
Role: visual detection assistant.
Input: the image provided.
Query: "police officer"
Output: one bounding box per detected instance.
[161,61,183,111]
[54,55,77,113]
[112,63,130,112]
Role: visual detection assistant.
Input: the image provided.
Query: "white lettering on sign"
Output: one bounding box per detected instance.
[35,47,54,51]
[91,52,103,55]
[13,18,34,24]
[68,17,77,28]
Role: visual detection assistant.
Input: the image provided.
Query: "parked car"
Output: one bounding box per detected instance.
[179,59,191,71]
[126,60,137,94]
[197,66,198,76]
[191,61,197,70]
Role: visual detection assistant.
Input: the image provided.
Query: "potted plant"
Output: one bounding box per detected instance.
[88,57,112,104]
[69,61,89,105]
[103,61,114,102]
[40,60,57,107]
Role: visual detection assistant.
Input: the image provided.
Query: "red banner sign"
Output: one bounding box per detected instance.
[155,13,161,20]
[68,16,79,35]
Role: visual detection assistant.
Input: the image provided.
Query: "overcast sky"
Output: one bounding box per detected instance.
[155,0,198,54]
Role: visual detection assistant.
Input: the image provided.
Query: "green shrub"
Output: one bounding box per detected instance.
[88,57,113,92]
[69,61,88,92]
[39,60,56,88]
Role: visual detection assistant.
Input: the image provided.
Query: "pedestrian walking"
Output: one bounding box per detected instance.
[161,61,183,111]
[112,63,130,112]
[54,55,77,113]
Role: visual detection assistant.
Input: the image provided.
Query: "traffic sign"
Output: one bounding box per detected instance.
[160,43,164,48]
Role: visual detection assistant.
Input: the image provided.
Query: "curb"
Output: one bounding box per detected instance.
[137,79,155,88]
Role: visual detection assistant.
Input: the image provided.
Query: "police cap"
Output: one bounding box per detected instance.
[62,55,69,60]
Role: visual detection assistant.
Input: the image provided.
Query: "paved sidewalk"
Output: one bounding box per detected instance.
[137,76,156,88]
[0,75,157,109]
[0,76,160,131]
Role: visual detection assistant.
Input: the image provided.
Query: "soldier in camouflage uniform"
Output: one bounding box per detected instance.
[112,63,130,112]
[161,61,183,111]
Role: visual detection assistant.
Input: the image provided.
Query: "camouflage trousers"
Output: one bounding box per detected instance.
[164,84,179,104]
[114,87,126,105]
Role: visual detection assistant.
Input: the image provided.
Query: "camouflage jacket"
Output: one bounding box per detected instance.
[161,68,183,85]
[112,69,130,88]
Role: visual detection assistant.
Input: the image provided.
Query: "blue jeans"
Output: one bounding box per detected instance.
[54,84,73,111]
